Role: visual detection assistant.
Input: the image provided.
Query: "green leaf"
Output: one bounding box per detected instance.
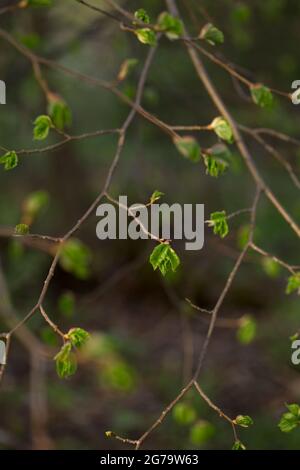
[210,117,234,143]
[190,421,215,445]
[286,403,300,417]
[232,440,246,450]
[236,315,257,345]
[117,58,138,81]
[204,154,228,177]
[14,223,29,235]
[54,342,77,379]
[250,84,274,108]
[105,431,115,439]
[278,404,300,432]
[173,136,202,162]
[0,151,18,171]
[47,96,72,130]
[157,12,183,40]
[286,273,300,295]
[23,190,49,218]
[150,190,164,204]
[262,257,280,278]
[59,239,91,280]
[207,211,229,238]
[33,115,52,140]
[235,415,254,427]
[67,327,90,348]
[135,28,157,46]
[200,23,224,45]
[134,8,150,24]
[172,402,197,426]
[58,291,75,318]
[149,243,180,277]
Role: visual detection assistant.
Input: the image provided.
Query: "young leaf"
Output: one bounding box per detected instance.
[59,239,91,280]
[150,190,164,204]
[207,211,229,238]
[23,190,49,219]
[157,12,183,40]
[234,415,254,427]
[15,223,29,235]
[47,95,72,130]
[262,257,280,278]
[236,315,257,345]
[134,8,150,24]
[173,136,202,162]
[204,154,228,177]
[250,84,274,108]
[33,115,52,140]
[135,28,157,46]
[0,151,18,171]
[190,421,215,445]
[232,440,246,450]
[200,23,224,45]
[67,327,90,348]
[210,117,234,143]
[149,243,180,277]
[117,58,138,81]
[286,273,300,295]
[278,404,300,432]
[54,342,77,379]
[172,402,197,426]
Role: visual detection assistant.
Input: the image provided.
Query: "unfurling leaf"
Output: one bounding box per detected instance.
[33,115,52,140]
[150,190,164,204]
[54,342,77,379]
[173,136,202,162]
[134,8,150,24]
[149,243,180,276]
[117,58,138,81]
[172,402,197,425]
[232,440,246,450]
[250,84,274,108]
[234,415,254,427]
[15,223,29,235]
[60,239,91,279]
[157,12,183,40]
[47,95,72,130]
[210,117,234,143]
[278,404,300,432]
[236,314,257,344]
[200,23,224,45]
[207,210,229,238]
[0,151,18,171]
[204,154,228,177]
[135,28,157,46]
[67,327,90,348]
[286,273,300,295]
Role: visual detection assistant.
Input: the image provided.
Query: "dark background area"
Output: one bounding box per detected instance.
[0,0,300,450]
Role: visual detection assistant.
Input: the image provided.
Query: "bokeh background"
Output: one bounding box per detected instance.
[1,0,300,450]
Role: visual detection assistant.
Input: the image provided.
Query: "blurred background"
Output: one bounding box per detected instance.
[1,0,300,450]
